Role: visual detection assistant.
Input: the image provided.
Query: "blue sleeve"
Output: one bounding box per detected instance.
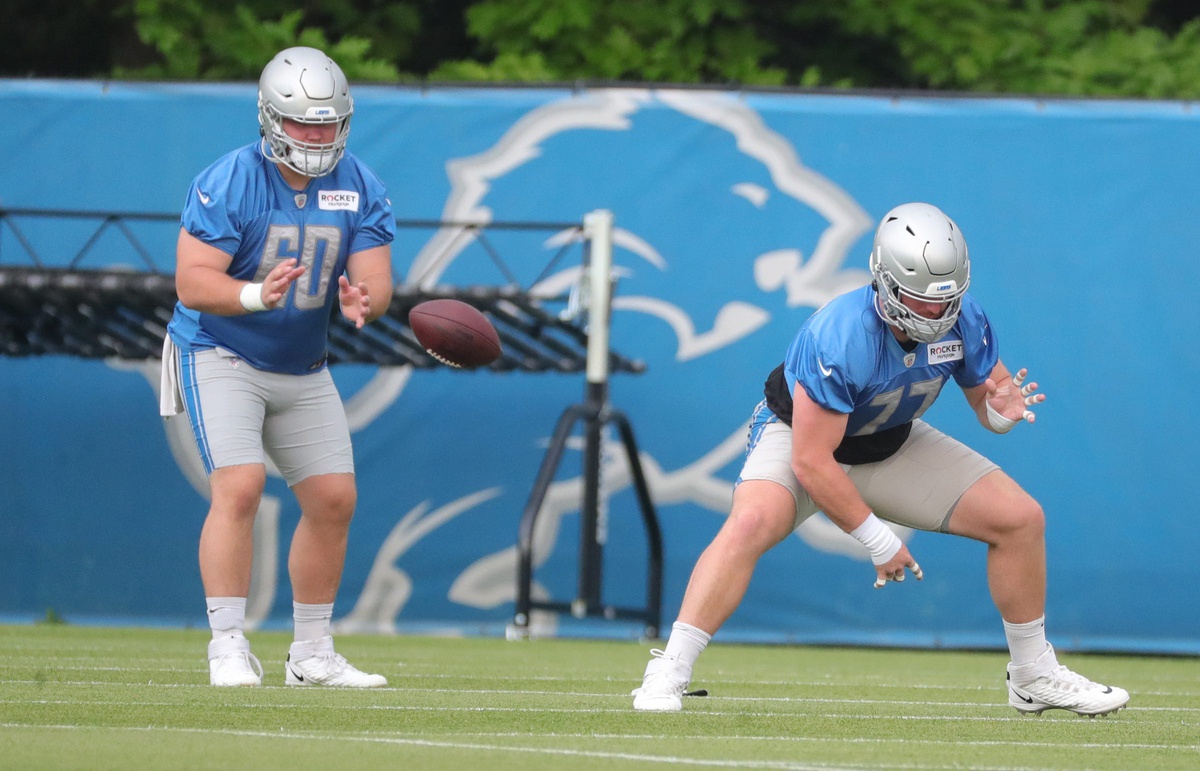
[349,165,395,254]
[785,327,856,414]
[952,294,999,388]
[180,154,245,257]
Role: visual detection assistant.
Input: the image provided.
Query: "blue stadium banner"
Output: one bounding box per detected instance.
[1,81,1197,653]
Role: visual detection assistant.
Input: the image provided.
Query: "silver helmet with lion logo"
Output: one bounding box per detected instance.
[869,202,970,343]
[257,46,353,178]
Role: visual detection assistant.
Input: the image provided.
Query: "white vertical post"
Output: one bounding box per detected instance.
[582,209,614,386]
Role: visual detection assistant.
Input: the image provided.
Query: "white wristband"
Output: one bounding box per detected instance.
[850,513,902,566]
[986,401,1019,433]
[239,282,267,312]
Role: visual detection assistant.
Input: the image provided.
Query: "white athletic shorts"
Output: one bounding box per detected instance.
[738,403,998,533]
[170,346,354,486]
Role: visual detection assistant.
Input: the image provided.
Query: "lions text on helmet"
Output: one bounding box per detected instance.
[870,202,970,343]
[258,46,353,178]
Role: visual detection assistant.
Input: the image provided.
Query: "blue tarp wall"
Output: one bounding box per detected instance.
[1,81,1196,653]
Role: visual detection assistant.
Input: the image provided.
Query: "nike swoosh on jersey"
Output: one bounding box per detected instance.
[197,189,211,205]
[818,358,833,377]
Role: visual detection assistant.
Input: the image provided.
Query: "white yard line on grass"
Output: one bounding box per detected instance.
[0,723,1161,771]
[0,697,1191,728]
[341,729,1200,753]
[1,681,1198,714]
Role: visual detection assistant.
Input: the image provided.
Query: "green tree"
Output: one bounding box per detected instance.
[780,0,1200,98]
[7,0,1200,99]
[115,0,405,80]
[436,0,1200,98]
[431,0,787,85]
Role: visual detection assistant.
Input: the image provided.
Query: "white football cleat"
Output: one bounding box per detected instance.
[208,636,263,687]
[284,636,387,688]
[1007,645,1129,717]
[632,649,692,712]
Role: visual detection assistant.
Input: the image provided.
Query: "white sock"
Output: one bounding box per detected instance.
[662,621,711,667]
[293,601,334,643]
[206,597,247,640]
[1004,616,1049,666]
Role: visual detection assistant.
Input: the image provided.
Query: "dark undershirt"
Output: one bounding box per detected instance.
[763,362,912,465]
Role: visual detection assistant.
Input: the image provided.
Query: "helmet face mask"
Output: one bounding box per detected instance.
[257,47,353,178]
[869,202,970,343]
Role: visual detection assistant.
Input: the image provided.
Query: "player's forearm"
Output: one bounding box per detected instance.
[791,454,873,533]
[360,272,393,322]
[176,264,258,315]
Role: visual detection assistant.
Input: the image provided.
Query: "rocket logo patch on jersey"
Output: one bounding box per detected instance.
[926,340,964,364]
[319,191,360,211]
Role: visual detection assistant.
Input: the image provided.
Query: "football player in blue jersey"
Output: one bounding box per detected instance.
[633,202,1128,717]
[160,46,393,687]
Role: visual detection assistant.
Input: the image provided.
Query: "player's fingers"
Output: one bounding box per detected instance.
[1023,410,1036,423]
[1020,381,1037,397]
[270,265,304,294]
[911,562,923,580]
[1012,368,1028,388]
[272,259,298,278]
[873,577,886,589]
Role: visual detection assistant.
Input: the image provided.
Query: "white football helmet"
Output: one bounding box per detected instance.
[869,202,970,343]
[258,47,353,178]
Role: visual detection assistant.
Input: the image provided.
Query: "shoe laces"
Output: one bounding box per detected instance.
[217,650,263,679]
[645,649,689,684]
[1038,665,1098,693]
[306,652,350,676]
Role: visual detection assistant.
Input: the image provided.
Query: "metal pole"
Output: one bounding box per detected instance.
[574,210,615,616]
[582,210,613,386]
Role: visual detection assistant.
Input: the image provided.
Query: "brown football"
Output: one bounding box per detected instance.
[408,299,502,369]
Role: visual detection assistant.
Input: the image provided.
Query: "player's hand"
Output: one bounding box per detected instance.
[338,275,371,328]
[262,259,305,309]
[873,543,924,589]
[985,367,1045,424]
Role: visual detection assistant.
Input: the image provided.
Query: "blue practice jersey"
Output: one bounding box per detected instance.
[167,143,395,374]
[777,285,998,437]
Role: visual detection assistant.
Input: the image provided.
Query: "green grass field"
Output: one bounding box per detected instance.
[1,624,1196,770]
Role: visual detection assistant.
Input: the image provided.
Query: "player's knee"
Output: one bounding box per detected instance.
[209,465,267,519]
[720,503,793,555]
[1015,497,1045,538]
[993,495,1044,544]
[296,474,357,522]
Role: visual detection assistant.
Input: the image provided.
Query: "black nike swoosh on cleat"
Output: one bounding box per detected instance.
[1101,686,1112,694]
[288,665,305,683]
[1011,688,1034,704]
